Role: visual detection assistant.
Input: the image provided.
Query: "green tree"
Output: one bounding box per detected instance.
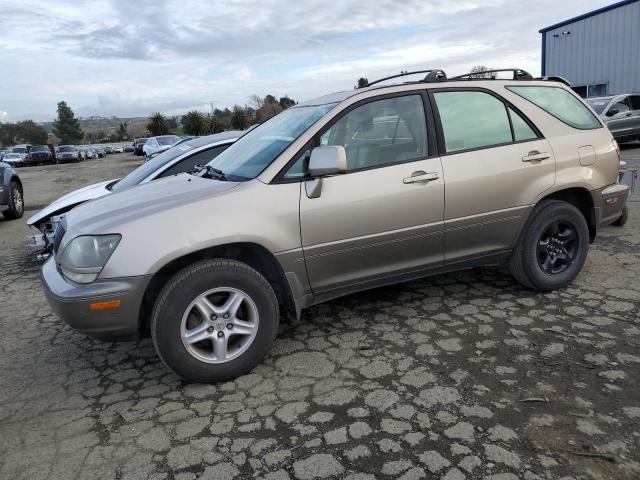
[206,116,224,134]
[118,122,128,139]
[182,111,206,135]
[53,101,84,144]
[279,96,295,109]
[0,121,48,145]
[356,77,369,88]
[469,65,495,79]
[147,112,169,136]
[230,105,248,130]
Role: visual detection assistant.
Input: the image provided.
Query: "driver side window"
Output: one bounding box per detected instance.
[320,95,427,171]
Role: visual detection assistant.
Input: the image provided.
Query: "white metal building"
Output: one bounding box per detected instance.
[540,0,640,98]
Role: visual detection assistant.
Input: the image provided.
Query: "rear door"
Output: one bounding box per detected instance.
[293,92,445,293]
[430,88,555,265]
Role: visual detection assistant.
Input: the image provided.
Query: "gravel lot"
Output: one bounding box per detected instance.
[0,148,639,480]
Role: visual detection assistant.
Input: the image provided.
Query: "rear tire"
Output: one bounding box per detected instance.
[151,259,279,383]
[509,200,589,291]
[612,206,628,227]
[3,181,24,219]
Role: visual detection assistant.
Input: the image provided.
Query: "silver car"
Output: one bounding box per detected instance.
[586,94,640,143]
[28,132,241,247]
[41,69,628,383]
[142,135,181,161]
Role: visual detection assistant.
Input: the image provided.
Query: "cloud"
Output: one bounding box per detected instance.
[0,0,614,121]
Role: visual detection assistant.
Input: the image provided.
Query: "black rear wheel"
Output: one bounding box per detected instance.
[509,200,589,291]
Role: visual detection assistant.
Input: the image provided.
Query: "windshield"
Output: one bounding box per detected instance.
[205,103,337,180]
[5,153,20,158]
[31,146,48,152]
[157,136,180,146]
[586,98,611,114]
[58,146,75,152]
[112,143,196,191]
[11,147,27,153]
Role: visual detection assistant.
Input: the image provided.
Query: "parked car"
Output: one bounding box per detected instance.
[56,145,80,163]
[1,152,25,167]
[11,144,32,156]
[23,145,55,165]
[28,132,241,248]
[0,150,9,161]
[124,144,134,153]
[104,146,114,154]
[40,69,628,383]
[133,138,148,156]
[142,135,181,161]
[94,147,106,158]
[114,146,124,153]
[0,160,23,220]
[586,94,640,143]
[84,149,98,160]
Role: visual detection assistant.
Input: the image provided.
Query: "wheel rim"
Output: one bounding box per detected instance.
[12,187,23,215]
[536,219,578,274]
[180,287,259,364]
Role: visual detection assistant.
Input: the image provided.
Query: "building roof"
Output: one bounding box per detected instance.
[539,0,638,33]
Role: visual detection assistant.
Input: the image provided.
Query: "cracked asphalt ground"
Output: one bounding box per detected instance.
[1,147,639,480]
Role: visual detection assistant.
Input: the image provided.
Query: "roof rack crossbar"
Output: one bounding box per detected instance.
[450,68,533,81]
[365,69,447,88]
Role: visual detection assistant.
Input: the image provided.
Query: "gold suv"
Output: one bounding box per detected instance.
[41,69,629,382]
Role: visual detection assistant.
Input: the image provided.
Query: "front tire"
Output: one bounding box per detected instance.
[3,181,24,219]
[509,200,589,291]
[151,259,279,383]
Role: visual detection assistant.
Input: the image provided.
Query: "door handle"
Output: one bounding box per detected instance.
[522,151,551,162]
[403,171,439,184]
[625,112,633,117]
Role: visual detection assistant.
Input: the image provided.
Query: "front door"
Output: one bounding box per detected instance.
[430,89,556,264]
[296,93,445,293]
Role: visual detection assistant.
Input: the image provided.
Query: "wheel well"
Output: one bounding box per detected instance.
[540,187,595,241]
[10,175,22,191]
[140,243,296,330]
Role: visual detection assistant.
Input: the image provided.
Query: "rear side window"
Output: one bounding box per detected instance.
[433,91,513,152]
[507,86,601,130]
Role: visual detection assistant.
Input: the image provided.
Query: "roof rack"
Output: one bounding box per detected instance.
[534,75,571,87]
[364,69,447,88]
[450,68,533,81]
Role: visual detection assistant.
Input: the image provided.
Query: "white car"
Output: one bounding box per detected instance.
[142,135,181,161]
[1,152,25,167]
[28,132,241,248]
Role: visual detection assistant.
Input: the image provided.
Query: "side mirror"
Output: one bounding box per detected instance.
[606,108,619,116]
[307,146,347,177]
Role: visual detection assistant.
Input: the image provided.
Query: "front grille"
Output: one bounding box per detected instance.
[52,224,66,255]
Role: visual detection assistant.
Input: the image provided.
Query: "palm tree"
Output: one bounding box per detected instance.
[182,111,206,136]
[230,106,248,130]
[147,112,169,136]
[206,116,224,134]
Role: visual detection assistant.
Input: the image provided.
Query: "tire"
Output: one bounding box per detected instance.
[3,181,24,219]
[151,259,279,383]
[509,200,589,291]
[612,205,628,227]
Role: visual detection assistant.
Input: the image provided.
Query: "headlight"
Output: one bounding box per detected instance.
[60,235,121,283]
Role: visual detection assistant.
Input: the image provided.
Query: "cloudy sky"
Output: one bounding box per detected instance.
[0,0,613,122]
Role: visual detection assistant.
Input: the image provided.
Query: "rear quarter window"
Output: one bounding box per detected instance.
[506,86,602,130]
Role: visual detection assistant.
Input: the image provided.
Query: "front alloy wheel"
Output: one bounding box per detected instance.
[181,287,259,364]
[151,259,279,383]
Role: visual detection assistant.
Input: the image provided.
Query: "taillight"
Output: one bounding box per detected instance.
[612,138,621,162]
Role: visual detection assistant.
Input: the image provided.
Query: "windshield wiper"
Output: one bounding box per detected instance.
[198,165,228,181]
